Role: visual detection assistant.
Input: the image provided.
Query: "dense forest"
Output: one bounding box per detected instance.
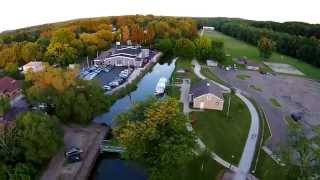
[195,17,320,67]
[0,15,198,76]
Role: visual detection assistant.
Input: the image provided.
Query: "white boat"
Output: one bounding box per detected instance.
[154,77,167,96]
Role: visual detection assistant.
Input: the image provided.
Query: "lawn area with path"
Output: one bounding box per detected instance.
[191,94,251,165]
[204,31,320,80]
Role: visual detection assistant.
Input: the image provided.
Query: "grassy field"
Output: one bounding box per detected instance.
[204,31,320,80]
[249,85,262,92]
[174,152,224,180]
[200,66,230,87]
[236,74,251,80]
[171,58,200,84]
[270,98,281,108]
[192,94,251,165]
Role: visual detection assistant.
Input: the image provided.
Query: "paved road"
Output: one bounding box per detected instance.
[192,60,260,179]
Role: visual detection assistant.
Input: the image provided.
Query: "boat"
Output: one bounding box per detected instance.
[154,77,167,96]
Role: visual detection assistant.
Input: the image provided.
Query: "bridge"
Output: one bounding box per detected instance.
[100,140,126,153]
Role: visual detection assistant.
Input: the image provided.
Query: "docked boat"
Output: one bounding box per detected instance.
[154,77,167,96]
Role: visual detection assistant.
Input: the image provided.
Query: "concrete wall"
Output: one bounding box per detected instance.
[193,93,224,110]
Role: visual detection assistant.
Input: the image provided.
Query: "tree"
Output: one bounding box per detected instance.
[210,41,226,62]
[194,37,212,61]
[0,96,10,118]
[15,112,63,164]
[116,98,196,180]
[131,24,144,44]
[21,42,42,63]
[281,121,320,179]
[258,37,276,59]
[25,65,78,93]
[175,38,196,59]
[154,39,173,56]
[144,25,156,45]
[121,26,130,43]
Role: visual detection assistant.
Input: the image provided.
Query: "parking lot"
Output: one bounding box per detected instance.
[94,67,127,86]
[211,67,320,151]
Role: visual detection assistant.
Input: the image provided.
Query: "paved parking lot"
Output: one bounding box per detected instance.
[94,67,127,86]
[211,67,320,151]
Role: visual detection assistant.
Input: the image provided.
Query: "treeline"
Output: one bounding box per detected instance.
[195,17,320,67]
[0,15,198,76]
[250,21,320,39]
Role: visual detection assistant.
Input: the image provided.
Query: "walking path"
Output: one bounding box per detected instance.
[180,79,240,172]
[191,60,260,180]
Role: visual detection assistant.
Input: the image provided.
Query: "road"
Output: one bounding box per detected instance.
[192,60,260,179]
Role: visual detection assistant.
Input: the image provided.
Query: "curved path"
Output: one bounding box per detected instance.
[191,60,260,180]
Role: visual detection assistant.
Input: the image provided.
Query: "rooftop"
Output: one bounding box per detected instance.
[0,76,22,94]
[190,80,224,99]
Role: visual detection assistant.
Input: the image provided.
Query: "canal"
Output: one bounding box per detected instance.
[91,58,176,180]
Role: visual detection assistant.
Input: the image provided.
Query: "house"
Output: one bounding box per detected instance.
[0,76,22,100]
[203,26,215,31]
[189,80,225,110]
[207,60,218,67]
[93,46,150,68]
[22,61,44,73]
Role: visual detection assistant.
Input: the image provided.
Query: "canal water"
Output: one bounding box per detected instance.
[94,58,176,126]
[91,58,176,180]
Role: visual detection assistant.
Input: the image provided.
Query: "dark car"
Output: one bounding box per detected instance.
[291,112,303,122]
[67,154,81,163]
[65,147,83,157]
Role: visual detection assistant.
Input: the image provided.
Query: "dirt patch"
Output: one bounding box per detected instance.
[264,62,304,76]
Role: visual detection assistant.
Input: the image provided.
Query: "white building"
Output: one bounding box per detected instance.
[207,60,218,67]
[94,46,150,67]
[22,61,44,73]
[203,26,215,31]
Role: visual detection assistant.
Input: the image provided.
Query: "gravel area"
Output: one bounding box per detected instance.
[211,67,320,151]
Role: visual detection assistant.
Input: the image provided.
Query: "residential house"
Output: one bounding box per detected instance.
[189,80,225,110]
[93,46,150,67]
[0,76,22,100]
[22,61,44,73]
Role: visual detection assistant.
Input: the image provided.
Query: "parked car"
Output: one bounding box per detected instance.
[109,81,119,87]
[65,147,83,157]
[103,85,112,91]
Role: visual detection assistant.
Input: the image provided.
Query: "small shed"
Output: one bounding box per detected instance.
[207,60,218,67]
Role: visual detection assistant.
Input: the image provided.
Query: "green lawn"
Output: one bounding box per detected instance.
[204,31,320,80]
[192,94,251,165]
[200,66,230,87]
[172,58,199,84]
[254,151,299,180]
[249,85,262,92]
[236,74,251,80]
[174,152,224,180]
[270,98,281,108]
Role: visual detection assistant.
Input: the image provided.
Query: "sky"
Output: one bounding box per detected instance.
[1,0,319,32]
